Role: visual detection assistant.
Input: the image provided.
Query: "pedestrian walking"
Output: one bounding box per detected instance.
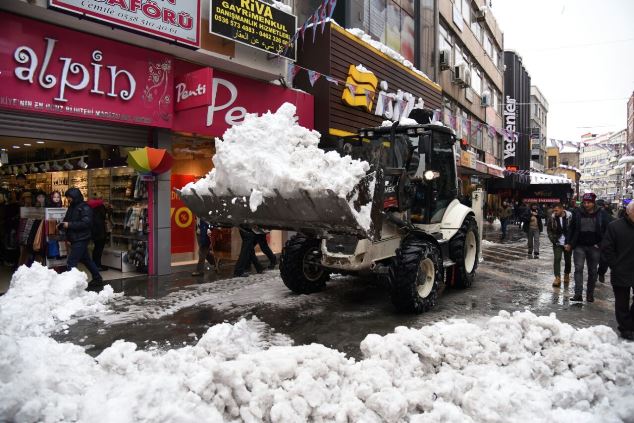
[601,201,634,340]
[253,227,277,269]
[596,199,615,283]
[522,203,544,259]
[565,193,609,303]
[233,227,264,277]
[192,217,218,276]
[547,203,572,287]
[497,200,512,240]
[61,188,103,291]
[87,198,108,271]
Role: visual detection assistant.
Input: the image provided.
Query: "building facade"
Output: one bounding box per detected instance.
[503,51,531,171]
[579,132,617,201]
[530,85,548,172]
[0,0,312,288]
[628,91,634,148]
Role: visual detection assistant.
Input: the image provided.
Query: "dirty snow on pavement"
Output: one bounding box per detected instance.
[1,266,634,422]
[180,103,370,212]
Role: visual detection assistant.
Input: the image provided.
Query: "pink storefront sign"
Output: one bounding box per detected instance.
[172,62,314,135]
[174,68,213,112]
[0,12,173,127]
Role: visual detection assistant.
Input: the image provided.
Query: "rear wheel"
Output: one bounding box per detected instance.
[280,235,328,294]
[449,215,479,289]
[390,236,443,313]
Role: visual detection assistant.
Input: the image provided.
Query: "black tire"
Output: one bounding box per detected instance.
[389,236,443,313]
[279,234,328,294]
[449,215,479,289]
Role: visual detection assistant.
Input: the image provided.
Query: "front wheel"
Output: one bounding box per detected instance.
[390,236,443,313]
[449,215,479,289]
[279,235,328,294]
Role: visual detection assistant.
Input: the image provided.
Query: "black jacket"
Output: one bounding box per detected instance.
[567,206,609,248]
[63,188,93,243]
[547,210,571,245]
[601,217,634,287]
[521,208,544,233]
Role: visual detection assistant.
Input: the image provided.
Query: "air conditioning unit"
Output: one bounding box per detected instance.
[440,49,451,70]
[463,69,472,88]
[481,92,491,107]
[475,8,487,22]
[453,64,466,85]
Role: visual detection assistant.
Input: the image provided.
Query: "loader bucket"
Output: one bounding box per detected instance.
[175,172,379,239]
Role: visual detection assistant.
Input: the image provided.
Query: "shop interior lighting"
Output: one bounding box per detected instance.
[12,145,20,149]
[23,143,31,147]
[63,159,73,170]
[39,162,50,172]
[52,161,63,171]
[36,141,45,144]
[29,163,39,173]
[77,156,88,169]
[20,164,28,174]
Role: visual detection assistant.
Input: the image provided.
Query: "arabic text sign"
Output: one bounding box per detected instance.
[49,0,200,48]
[210,0,297,60]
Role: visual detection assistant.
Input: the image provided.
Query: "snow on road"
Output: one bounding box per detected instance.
[1,266,633,422]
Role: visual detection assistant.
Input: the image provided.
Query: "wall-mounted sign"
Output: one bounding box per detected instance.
[503,95,517,165]
[49,0,200,48]
[0,12,173,127]
[209,0,297,60]
[460,151,477,169]
[172,61,313,136]
[174,68,213,112]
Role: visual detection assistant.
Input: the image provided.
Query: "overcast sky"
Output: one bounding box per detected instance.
[490,0,634,142]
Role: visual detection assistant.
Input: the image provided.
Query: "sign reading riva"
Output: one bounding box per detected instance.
[210,0,297,60]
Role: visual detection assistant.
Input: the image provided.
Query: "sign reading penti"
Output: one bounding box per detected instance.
[49,0,201,48]
[210,0,297,60]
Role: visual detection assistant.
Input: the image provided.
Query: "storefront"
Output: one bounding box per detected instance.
[293,22,442,139]
[166,61,314,267]
[0,11,173,287]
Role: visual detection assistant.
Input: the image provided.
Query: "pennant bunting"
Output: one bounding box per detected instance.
[328,0,337,19]
[325,76,339,85]
[308,70,321,86]
[287,62,298,84]
[364,89,373,108]
[488,125,496,137]
[346,83,356,95]
[320,0,328,33]
[449,115,457,130]
[312,9,319,44]
[432,110,440,122]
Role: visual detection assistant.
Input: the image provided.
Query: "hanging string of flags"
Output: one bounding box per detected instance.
[277,0,337,57]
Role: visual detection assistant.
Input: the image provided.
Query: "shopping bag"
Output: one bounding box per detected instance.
[47,240,60,258]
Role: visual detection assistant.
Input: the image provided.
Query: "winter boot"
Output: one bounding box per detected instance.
[587,292,595,303]
[571,294,583,302]
[552,277,561,287]
[563,274,570,284]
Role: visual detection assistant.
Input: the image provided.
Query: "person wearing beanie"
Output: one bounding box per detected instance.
[565,192,609,302]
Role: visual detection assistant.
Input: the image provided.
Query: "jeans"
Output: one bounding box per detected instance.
[67,240,101,280]
[527,228,540,255]
[552,244,572,277]
[196,241,216,273]
[92,238,106,268]
[612,285,634,332]
[234,229,263,276]
[500,218,508,239]
[255,233,276,266]
[573,245,600,297]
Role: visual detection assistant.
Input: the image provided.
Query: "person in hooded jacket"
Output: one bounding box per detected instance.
[61,188,103,291]
[601,201,634,340]
[87,197,108,271]
[547,203,572,287]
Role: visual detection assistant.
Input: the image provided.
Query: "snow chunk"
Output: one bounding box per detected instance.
[180,103,372,227]
[270,1,292,14]
[355,64,372,73]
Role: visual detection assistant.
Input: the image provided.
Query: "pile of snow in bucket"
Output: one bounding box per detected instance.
[180,103,373,228]
[2,265,634,422]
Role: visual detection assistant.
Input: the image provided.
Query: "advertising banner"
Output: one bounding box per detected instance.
[49,0,200,47]
[172,62,313,136]
[0,12,173,127]
[174,68,213,112]
[171,174,196,254]
[210,0,297,60]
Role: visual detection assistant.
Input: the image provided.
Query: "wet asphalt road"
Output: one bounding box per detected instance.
[55,223,618,359]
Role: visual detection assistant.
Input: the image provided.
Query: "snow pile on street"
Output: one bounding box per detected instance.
[3,300,634,422]
[346,27,431,81]
[0,263,115,337]
[180,103,373,227]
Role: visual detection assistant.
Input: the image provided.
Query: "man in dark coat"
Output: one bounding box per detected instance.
[596,199,615,283]
[601,201,634,340]
[61,188,103,291]
[87,198,107,271]
[565,192,609,303]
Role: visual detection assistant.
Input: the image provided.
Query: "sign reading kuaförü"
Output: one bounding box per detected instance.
[49,0,201,48]
[210,0,297,60]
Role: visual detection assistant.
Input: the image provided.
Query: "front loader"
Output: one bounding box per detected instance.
[177,121,481,313]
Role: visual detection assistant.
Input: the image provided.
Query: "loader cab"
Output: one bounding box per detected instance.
[353,123,458,225]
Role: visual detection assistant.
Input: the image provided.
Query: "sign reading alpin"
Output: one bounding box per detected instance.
[210,0,297,60]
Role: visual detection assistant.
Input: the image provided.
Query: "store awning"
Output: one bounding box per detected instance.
[530,172,572,185]
[485,163,505,178]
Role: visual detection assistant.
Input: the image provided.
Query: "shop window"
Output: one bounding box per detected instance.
[471,68,482,95]
[359,0,415,63]
[483,35,492,57]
